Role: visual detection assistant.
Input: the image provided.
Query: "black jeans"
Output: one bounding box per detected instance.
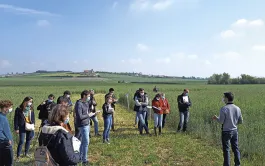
[222,130,241,166]
[0,143,13,166]
[162,114,167,128]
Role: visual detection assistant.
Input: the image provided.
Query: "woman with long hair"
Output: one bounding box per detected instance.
[14,96,35,160]
[152,94,163,136]
[38,104,81,165]
[0,100,14,166]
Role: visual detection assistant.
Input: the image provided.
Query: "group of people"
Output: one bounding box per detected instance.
[0,88,243,166]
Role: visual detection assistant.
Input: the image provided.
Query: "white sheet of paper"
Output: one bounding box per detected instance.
[89,112,96,117]
[72,136,81,153]
[183,96,189,103]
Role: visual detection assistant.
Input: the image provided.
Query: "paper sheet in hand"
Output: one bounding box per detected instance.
[89,112,96,117]
[183,96,189,103]
[72,136,81,153]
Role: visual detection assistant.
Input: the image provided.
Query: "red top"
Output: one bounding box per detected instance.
[160,98,170,114]
[152,99,163,114]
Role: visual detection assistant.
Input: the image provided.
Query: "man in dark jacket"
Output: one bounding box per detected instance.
[75,90,91,165]
[105,88,118,131]
[37,94,56,127]
[57,90,73,106]
[177,89,192,132]
[134,88,150,135]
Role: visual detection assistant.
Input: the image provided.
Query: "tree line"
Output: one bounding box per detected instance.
[208,73,265,84]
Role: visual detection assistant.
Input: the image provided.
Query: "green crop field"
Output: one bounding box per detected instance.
[0,75,264,166]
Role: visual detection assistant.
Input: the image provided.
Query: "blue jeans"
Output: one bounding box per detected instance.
[137,111,149,134]
[222,130,241,166]
[177,111,189,131]
[154,113,163,127]
[103,115,112,141]
[79,125,90,163]
[17,129,34,157]
[91,116,99,135]
[135,112,139,125]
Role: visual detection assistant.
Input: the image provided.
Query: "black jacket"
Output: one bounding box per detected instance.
[14,107,35,131]
[102,103,114,117]
[134,92,148,112]
[105,93,116,109]
[38,125,81,166]
[177,94,192,112]
[37,100,56,120]
[74,100,91,127]
[89,96,97,113]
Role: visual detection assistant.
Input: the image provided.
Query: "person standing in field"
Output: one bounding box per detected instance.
[75,90,91,165]
[0,100,14,166]
[177,89,192,132]
[57,97,73,134]
[102,95,115,144]
[37,94,56,127]
[134,88,150,135]
[160,93,170,128]
[89,89,100,136]
[38,104,81,165]
[152,94,163,135]
[105,88,118,131]
[212,92,243,166]
[57,90,73,107]
[14,96,35,160]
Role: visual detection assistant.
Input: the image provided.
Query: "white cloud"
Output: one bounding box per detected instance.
[252,45,265,51]
[37,20,50,27]
[220,30,236,39]
[129,58,143,65]
[137,43,150,51]
[232,19,264,27]
[0,60,11,68]
[0,4,60,16]
[214,51,241,60]
[130,0,173,11]
[187,54,198,60]
[112,2,118,9]
[153,0,174,11]
[155,57,171,64]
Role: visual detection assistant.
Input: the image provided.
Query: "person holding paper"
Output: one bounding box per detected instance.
[134,88,150,135]
[152,94,163,136]
[105,88,118,131]
[39,104,81,166]
[89,89,101,136]
[75,90,91,165]
[177,89,192,132]
[212,92,243,166]
[102,95,115,144]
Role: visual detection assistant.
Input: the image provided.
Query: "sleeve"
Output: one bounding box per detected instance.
[216,107,226,124]
[14,108,19,131]
[167,99,170,111]
[134,96,141,106]
[3,118,13,142]
[177,96,185,107]
[31,109,35,124]
[58,136,81,165]
[187,97,192,106]
[238,108,243,124]
[76,102,89,121]
[152,100,160,111]
[37,104,43,110]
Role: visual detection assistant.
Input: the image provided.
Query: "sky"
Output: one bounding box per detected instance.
[0,0,265,77]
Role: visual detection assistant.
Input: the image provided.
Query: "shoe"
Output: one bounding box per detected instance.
[95,133,101,136]
[24,154,31,158]
[158,127,162,135]
[154,127,157,136]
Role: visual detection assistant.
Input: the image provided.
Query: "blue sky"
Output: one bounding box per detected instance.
[1,0,265,77]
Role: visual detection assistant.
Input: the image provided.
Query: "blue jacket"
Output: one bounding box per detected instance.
[14,107,35,131]
[0,113,13,144]
[74,100,90,127]
[39,125,81,166]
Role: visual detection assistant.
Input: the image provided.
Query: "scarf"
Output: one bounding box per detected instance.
[23,106,30,117]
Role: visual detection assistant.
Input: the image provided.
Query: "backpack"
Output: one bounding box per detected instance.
[34,132,59,166]
[133,90,140,100]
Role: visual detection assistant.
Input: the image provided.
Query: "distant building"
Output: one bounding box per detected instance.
[83,69,96,76]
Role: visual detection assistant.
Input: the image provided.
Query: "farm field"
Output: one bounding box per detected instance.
[0,76,264,165]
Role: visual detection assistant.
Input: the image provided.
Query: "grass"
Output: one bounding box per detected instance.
[14,94,253,166]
